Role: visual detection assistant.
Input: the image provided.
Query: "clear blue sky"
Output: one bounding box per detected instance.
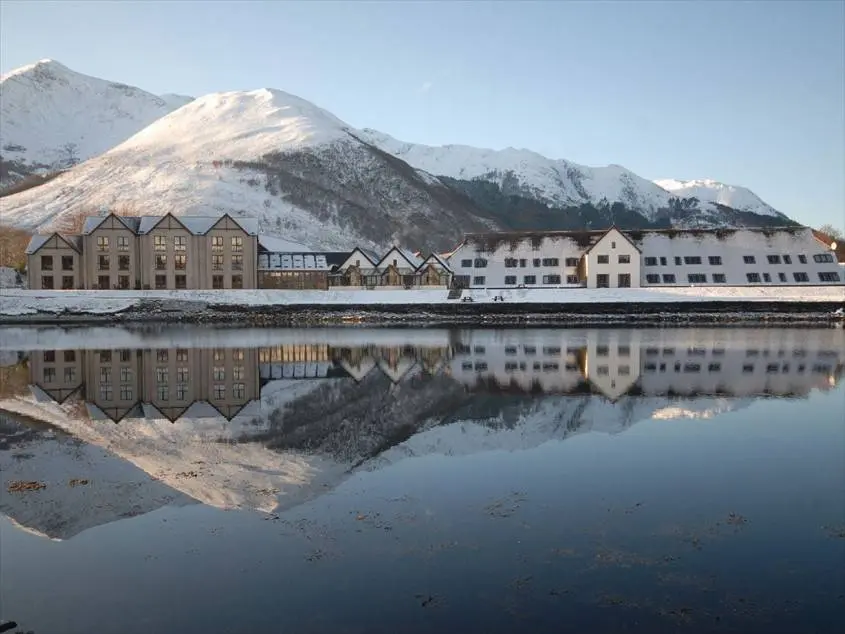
[2,0,843,229]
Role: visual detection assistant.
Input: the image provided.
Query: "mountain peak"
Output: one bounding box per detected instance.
[654,178,781,217]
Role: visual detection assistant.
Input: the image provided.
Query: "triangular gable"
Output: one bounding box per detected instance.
[206,213,255,236]
[25,233,82,255]
[584,226,641,254]
[375,246,419,271]
[338,248,379,270]
[141,212,192,235]
[81,213,139,235]
[420,253,452,272]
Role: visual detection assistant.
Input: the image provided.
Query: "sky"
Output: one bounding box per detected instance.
[1,0,843,229]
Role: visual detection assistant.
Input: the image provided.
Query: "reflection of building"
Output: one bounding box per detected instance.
[448,330,844,399]
[30,347,260,422]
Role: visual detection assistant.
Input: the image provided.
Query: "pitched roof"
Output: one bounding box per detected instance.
[419,252,452,271]
[25,233,82,254]
[82,214,140,234]
[80,213,259,236]
[812,229,845,263]
[584,226,642,254]
[376,246,422,270]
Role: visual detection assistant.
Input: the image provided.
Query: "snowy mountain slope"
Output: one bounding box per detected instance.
[0,88,491,251]
[0,60,187,184]
[654,178,781,217]
[359,129,676,219]
[159,93,194,110]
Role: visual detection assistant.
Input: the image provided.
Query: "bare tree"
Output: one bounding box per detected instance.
[61,142,80,167]
[818,224,843,241]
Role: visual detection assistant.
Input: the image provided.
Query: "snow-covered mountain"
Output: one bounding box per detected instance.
[0,60,188,184]
[0,60,794,251]
[654,178,781,217]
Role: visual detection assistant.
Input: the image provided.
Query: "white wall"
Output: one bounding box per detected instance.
[584,228,641,289]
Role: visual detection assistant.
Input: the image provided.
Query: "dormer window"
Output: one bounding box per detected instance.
[611,241,616,249]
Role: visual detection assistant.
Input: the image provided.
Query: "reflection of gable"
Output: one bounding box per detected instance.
[376,356,419,383]
[85,402,144,423]
[338,356,378,382]
[31,383,83,405]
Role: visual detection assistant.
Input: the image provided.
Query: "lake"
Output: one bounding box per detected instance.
[1,325,844,634]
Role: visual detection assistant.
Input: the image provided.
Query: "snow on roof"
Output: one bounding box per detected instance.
[258,234,310,252]
[258,252,331,271]
[81,213,262,236]
[420,252,452,271]
[25,234,51,254]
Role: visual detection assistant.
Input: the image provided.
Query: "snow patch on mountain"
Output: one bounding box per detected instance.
[0,59,185,182]
[159,93,195,110]
[654,178,783,218]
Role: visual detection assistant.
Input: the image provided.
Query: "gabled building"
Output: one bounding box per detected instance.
[25,233,83,290]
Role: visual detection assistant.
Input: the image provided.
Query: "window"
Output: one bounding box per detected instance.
[98,255,110,271]
[688,274,707,284]
[231,236,243,253]
[597,365,609,376]
[708,362,722,372]
[157,386,169,400]
[674,256,682,266]
[819,272,841,282]
[154,236,166,252]
[597,255,609,264]
[62,275,75,289]
[174,254,187,270]
[504,275,517,285]
[97,236,109,252]
[814,253,835,263]
[565,257,579,267]
[684,256,702,265]
[233,365,245,380]
[177,366,189,382]
[473,276,486,285]
[155,255,167,270]
[767,255,781,264]
[118,255,130,271]
[460,259,472,267]
[157,349,168,362]
[543,346,561,356]
[747,273,761,283]
[232,255,243,271]
[523,275,536,285]
[100,367,112,383]
[743,255,756,264]
[211,384,224,399]
[176,349,188,362]
[155,275,167,289]
[64,350,75,363]
[99,350,112,363]
[175,275,187,289]
[793,272,809,282]
[783,255,791,264]
[62,255,74,271]
[118,275,130,289]
[232,383,245,399]
[42,367,56,383]
[644,257,658,266]
[646,274,660,284]
[542,258,559,267]
[504,258,518,268]
[596,274,609,288]
[120,367,133,382]
[798,255,807,264]
[120,385,133,401]
[618,254,631,264]
[712,274,726,283]
[118,236,129,252]
[566,275,579,284]
[618,365,630,375]
[542,274,561,284]
[64,367,77,383]
[100,385,113,400]
[156,367,169,384]
[212,275,224,289]
[41,255,53,271]
[212,236,223,252]
[174,236,187,252]
[176,385,187,401]
[98,275,110,289]
[41,275,54,289]
[618,346,630,357]
[42,350,56,363]
[660,257,667,266]
[778,272,787,283]
[763,273,771,283]
[684,363,701,373]
[618,273,631,288]
[231,275,243,289]
[213,349,225,362]
[708,256,722,265]
[473,258,488,268]
[523,346,536,355]
[532,258,541,267]
[611,241,616,249]
[662,274,676,283]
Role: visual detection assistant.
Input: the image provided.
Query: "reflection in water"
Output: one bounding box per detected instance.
[0,327,844,634]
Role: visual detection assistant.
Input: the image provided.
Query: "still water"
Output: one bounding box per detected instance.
[1,326,843,634]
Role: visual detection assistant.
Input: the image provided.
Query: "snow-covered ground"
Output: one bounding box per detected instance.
[0,267,23,289]
[0,286,842,317]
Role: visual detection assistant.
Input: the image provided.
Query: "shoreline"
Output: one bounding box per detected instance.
[1,298,843,327]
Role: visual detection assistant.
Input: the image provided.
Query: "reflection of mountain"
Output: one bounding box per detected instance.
[0,327,842,539]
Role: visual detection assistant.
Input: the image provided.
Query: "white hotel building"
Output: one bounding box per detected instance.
[446,226,842,289]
